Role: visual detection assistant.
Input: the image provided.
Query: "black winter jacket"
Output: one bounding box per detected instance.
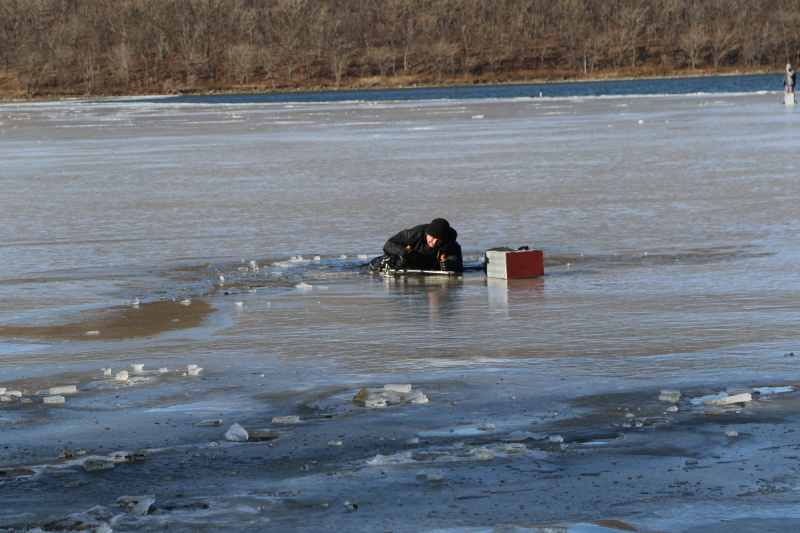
[383,223,463,271]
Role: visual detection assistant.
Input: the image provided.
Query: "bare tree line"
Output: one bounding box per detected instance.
[0,0,798,97]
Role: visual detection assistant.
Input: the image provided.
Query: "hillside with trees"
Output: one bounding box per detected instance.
[0,0,797,98]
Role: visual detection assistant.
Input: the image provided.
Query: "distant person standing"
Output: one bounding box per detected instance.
[784,63,796,93]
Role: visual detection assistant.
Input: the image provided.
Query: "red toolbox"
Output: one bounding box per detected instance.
[485,249,544,279]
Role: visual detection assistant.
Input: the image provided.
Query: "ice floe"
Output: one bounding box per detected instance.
[352,384,429,407]
[225,423,249,442]
[117,495,155,516]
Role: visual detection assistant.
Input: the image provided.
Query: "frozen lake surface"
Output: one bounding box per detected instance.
[2,78,800,532]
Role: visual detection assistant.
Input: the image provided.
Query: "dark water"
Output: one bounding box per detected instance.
[89,73,778,106]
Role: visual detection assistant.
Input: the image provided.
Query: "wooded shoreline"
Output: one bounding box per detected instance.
[0,0,794,99]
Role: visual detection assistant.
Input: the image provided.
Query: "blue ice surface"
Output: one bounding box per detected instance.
[0,342,50,355]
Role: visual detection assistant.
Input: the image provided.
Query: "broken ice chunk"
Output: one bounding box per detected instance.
[132,496,155,516]
[197,419,223,427]
[725,429,739,437]
[43,395,65,404]
[659,390,681,402]
[401,390,424,403]
[379,391,404,404]
[328,440,343,447]
[115,371,129,381]
[131,364,144,373]
[548,435,564,443]
[353,386,427,407]
[225,423,249,442]
[117,495,155,516]
[272,415,301,424]
[365,398,387,409]
[471,448,495,460]
[704,393,752,407]
[47,385,77,395]
[110,451,145,463]
[295,282,312,289]
[503,431,533,442]
[503,443,527,453]
[186,364,203,375]
[86,330,100,336]
[83,457,115,472]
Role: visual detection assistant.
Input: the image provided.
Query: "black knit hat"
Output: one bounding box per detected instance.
[426,218,450,240]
